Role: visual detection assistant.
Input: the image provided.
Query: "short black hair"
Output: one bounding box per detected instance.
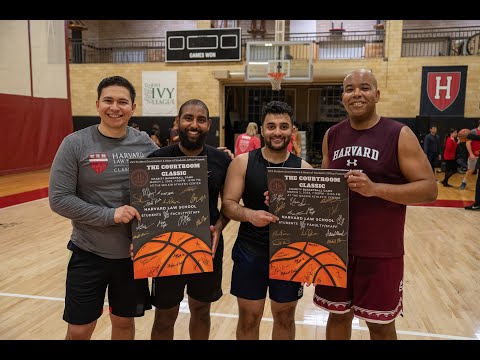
[178,99,209,119]
[97,75,136,103]
[261,101,294,125]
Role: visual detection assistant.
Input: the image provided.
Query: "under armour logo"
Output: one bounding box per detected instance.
[346,159,357,166]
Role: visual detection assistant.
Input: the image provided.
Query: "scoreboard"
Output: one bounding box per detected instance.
[166,28,241,62]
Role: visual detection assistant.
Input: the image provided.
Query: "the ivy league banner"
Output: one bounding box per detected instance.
[142,71,177,115]
[420,66,467,116]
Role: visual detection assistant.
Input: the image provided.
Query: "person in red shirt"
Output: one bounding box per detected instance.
[287,122,301,157]
[460,120,480,190]
[465,131,480,210]
[235,122,261,157]
[441,128,458,187]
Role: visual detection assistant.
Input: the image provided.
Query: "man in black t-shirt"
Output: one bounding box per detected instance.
[147,99,232,339]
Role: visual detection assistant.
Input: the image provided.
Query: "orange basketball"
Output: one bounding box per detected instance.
[133,231,212,279]
[458,128,471,142]
[269,242,347,287]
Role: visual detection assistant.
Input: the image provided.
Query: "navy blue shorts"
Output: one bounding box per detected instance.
[63,241,151,325]
[230,241,303,303]
[151,239,224,309]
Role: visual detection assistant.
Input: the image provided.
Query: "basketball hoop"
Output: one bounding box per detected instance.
[268,72,286,91]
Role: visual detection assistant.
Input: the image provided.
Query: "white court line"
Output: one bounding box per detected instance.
[1,292,477,340]
[407,206,469,210]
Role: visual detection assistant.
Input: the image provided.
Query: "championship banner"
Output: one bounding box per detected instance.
[420,66,467,116]
[267,168,349,287]
[142,71,177,115]
[129,157,211,279]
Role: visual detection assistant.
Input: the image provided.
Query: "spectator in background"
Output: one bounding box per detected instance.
[460,120,480,190]
[150,123,160,145]
[423,125,441,173]
[456,129,470,173]
[151,128,167,147]
[131,122,140,130]
[150,123,160,137]
[465,131,480,210]
[441,128,458,187]
[234,121,261,157]
[168,119,180,145]
[287,122,302,157]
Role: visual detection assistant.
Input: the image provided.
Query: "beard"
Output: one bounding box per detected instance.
[264,136,289,152]
[179,129,208,150]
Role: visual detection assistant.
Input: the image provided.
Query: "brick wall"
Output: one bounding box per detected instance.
[82,20,196,40]
[70,20,480,121]
[69,62,245,117]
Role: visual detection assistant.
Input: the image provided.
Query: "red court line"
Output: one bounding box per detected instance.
[0,188,49,209]
[0,188,473,210]
[411,199,474,208]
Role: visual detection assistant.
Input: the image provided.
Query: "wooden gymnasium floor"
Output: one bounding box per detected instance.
[0,168,479,340]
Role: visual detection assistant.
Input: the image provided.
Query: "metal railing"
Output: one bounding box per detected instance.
[70,31,386,64]
[287,30,385,59]
[402,26,480,57]
[70,37,166,64]
[69,27,480,64]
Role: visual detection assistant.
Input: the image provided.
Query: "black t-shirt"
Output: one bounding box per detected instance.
[148,144,231,227]
[237,148,302,257]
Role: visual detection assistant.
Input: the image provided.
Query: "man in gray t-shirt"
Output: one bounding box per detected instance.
[49,76,158,340]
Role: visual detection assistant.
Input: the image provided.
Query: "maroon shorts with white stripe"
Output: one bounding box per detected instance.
[313,255,403,324]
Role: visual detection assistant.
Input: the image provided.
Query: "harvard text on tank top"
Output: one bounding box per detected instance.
[332,146,379,161]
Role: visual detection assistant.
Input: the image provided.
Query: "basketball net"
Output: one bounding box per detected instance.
[268,72,286,91]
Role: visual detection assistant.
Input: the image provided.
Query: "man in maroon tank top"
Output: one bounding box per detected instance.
[313,69,438,340]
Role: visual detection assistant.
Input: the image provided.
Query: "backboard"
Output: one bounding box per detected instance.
[245,41,314,82]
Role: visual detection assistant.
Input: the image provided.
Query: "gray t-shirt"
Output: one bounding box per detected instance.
[49,125,158,259]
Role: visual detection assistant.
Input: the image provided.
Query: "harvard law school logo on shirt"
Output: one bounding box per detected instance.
[89,153,108,174]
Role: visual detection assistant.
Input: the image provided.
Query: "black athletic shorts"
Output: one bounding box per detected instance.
[151,239,224,309]
[63,241,152,325]
[230,241,304,303]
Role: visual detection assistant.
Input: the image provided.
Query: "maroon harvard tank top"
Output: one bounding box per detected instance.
[327,117,408,257]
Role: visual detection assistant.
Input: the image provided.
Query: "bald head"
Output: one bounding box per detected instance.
[343,69,378,90]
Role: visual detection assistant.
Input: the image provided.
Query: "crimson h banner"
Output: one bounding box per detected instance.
[420,66,467,116]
